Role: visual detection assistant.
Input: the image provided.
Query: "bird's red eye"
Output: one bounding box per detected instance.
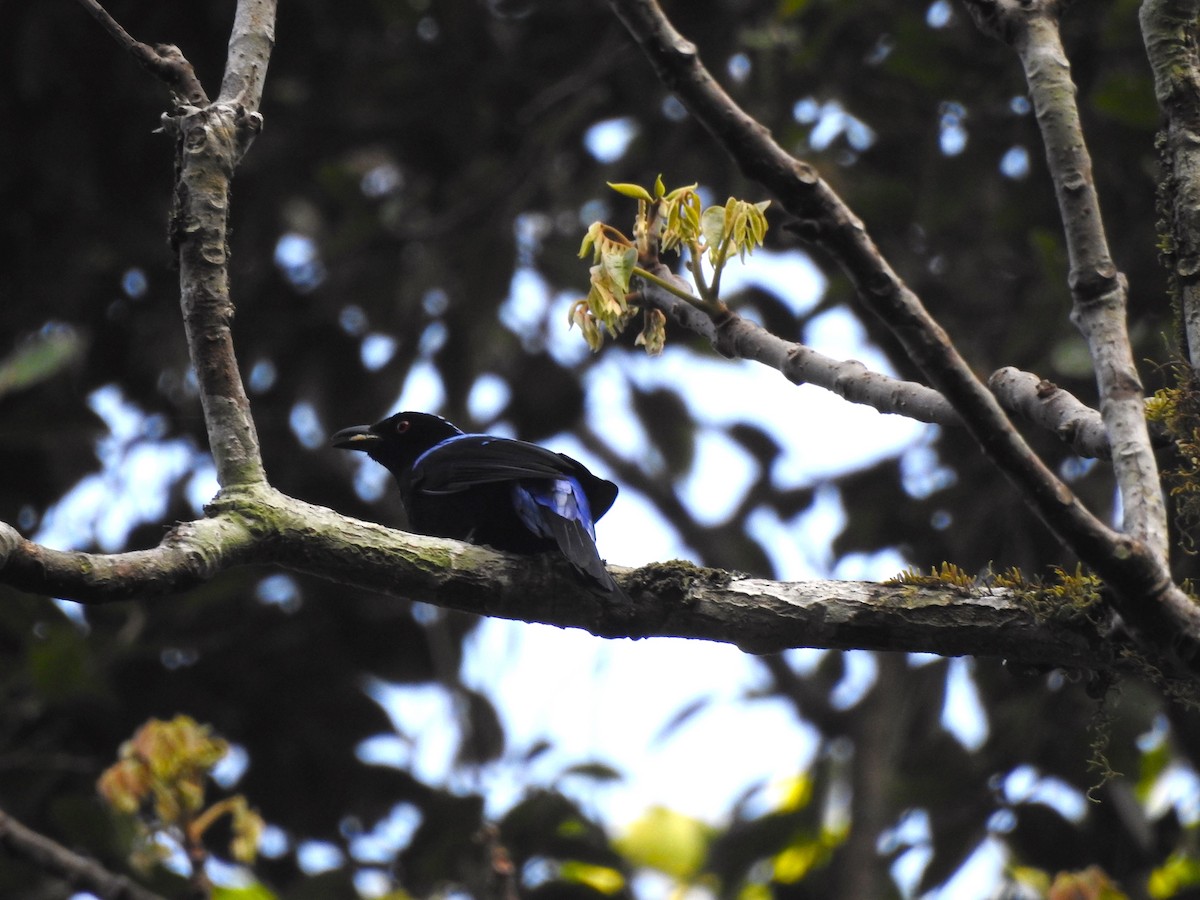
[395,420,410,434]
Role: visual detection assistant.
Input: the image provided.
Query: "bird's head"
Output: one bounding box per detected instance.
[331,411,463,474]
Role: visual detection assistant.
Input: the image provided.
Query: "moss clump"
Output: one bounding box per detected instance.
[887,562,1107,626]
[1153,371,1200,553]
[626,559,731,601]
[886,561,979,594]
[999,563,1106,627]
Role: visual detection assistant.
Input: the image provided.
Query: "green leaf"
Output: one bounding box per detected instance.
[559,860,626,894]
[634,308,666,356]
[722,198,770,261]
[1149,853,1200,899]
[213,884,279,900]
[615,806,710,880]
[1136,739,1171,804]
[662,186,702,250]
[600,244,637,295]
[701,205,727,252]
[607,181,654,202]
[0,326,85,399]
[579,221,605,259]
[771,833,832,884]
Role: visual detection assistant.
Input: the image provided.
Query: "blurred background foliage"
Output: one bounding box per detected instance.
[2,0,1198,897]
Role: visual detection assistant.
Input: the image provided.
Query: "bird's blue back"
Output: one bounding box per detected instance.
[333,412,622,595]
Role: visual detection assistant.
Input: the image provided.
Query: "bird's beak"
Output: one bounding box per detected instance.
[330,425,381,450]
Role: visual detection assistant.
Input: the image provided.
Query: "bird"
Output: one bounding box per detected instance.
[331,411,625,597]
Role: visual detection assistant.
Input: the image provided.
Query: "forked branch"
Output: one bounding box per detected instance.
[605,0,1200,642]
[963,0,1169,562]
[74,0,208,104]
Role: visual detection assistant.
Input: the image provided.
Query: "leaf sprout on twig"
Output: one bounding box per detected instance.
[570,176,769,354]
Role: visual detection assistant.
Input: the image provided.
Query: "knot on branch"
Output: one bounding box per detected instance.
[164,104,261,178]
[961,0,1056,44]
[1067,266,1124,303]
[151,43,208,106]
[664,36,697,64]
[781,217,825,243]
[233,107,265,161]
[0,522,22,568]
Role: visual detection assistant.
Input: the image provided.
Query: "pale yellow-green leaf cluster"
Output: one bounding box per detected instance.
[635,307,667,356]
[615,805,712,881]
[98,714,228,822]
[558,860,627,894]
[659,183,702,253]
[572,178,770,354]
[711,197,771,263]
[98,715,265,873]
[572,221,639,351]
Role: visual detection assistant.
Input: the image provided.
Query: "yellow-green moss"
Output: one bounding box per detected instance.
[887,562,1107,626]
[886,561,979,594]
[1156,369,1200,552]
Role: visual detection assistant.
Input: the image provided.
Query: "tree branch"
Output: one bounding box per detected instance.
[0,487,1150,677]
[0,516,255,604]
[1141,0,1200,369]
[0,806,167,900]
[604,0,1200,646]
[642,270,1169,460]
[74,0,208,105]
[638,271,958,425]
[79,0,276,489]
[963,0,1170,563]
[159,1,275,489]
[217,0,276,108]
[988,367,1160,460]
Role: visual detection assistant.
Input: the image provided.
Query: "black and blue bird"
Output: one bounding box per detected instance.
[331,412,624,596]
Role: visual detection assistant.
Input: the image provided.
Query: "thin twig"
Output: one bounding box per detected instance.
[639,269,1157,458]
[74,0,208,104]
[0,806,167,900]
[637,274,958,425]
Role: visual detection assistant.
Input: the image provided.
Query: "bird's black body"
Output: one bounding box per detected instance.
[331,412,623,595]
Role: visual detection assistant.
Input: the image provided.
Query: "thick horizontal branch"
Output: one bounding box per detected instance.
[0,515,255,604]
[0,485,1137,675]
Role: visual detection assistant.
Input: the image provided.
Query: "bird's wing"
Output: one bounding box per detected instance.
[413,436,592,494]
[410,434,626,596]
[513,481,619,592]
